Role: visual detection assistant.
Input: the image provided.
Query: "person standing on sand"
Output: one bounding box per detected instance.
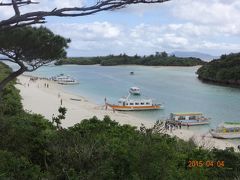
[165,121,168,130]
[238,145,240,151]
[187,123,189,129]
[60,99,63,106]
[104,97,107,110]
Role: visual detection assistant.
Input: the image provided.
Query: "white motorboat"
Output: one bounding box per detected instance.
[210,122,240,139]
[52,74,79,85]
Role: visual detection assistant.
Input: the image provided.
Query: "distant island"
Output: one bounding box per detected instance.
[55,52,206,66]
[197,52,240,86]
[172,51,219,61]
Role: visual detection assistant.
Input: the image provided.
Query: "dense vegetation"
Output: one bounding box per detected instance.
[197,53,240,86]
[1,62,240,179]
[55,52,205,66]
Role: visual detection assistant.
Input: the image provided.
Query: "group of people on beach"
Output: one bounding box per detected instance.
[27,75,52,89]
[28,75,64,106]
[165,121,190,133]
[44,83,49,88]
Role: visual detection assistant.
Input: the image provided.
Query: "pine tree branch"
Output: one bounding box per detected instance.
[0,0,170,29]
[0,0,38,6]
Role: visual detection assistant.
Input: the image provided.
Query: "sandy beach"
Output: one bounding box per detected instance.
[16,75,239,151]
[16,75,154,128]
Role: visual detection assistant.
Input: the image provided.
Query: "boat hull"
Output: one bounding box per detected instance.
[210,131,240,139]
[58,82,79,85]
[107,104,161,111]
[179,121,209,126]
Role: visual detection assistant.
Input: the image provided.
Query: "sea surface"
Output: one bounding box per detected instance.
[26,65,240,137]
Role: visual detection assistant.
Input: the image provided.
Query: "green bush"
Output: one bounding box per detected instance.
[55,54,205,66]
[0,150,42,179]
[0,62,23,115]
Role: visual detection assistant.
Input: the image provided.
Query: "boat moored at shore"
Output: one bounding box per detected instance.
[58,78,79,85]
[167,112,210,126]
[52,74,79,85]
[107,91,162,111]
[210,122,240,139]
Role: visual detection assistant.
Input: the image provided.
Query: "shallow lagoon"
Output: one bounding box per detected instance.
[31,65,240,134]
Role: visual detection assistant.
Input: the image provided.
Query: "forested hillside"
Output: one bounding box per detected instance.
[56,52,205,66]
[197,53,240,86]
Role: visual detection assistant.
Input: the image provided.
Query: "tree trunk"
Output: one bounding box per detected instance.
[43,150,49,171]
[0,67,26,93]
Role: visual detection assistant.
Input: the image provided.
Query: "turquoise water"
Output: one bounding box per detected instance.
[29,65,240,132]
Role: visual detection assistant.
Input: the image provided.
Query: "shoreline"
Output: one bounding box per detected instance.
[198,76,240,88]
[16,74,239,151]
[16,74,154,128]
[55,63,202,68]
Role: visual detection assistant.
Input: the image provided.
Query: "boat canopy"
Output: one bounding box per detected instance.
[171,112,203,116]
[130,87,140,90]
[129,87,140,94]
[219,122,240,128]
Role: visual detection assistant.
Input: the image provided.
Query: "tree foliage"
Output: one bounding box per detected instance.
[0,26,70,92]
[0,150,42,179]
[56,53,205,66]
[0,63,22,116]
[197,52,240,86]
[52,107,67,130]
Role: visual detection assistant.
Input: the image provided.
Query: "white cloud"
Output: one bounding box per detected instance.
[45,21,240,56]
[46,22,123,54]
[117,0,172,17]
[172,0,240,25]
[0,0,239,56]
[196,41,240,51]
[48,22,121,41]
[0,6,14,19]
[53,0,84,8]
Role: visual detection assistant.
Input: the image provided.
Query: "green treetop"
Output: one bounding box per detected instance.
[0,26,70,92]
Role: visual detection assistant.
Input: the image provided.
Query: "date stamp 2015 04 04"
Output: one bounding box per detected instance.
[187,160,225,168]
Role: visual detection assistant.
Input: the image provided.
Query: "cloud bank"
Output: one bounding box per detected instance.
[0,0,239,56]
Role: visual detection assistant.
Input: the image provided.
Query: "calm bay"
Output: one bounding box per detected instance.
[31,64,240,133]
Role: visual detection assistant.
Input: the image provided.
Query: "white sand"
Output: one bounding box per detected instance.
[16,75,239,151]
[16,75,153,128]
[169,128,238,151]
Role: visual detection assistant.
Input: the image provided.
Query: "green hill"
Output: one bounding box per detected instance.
[55,53,206,66]
[197,53,240,86]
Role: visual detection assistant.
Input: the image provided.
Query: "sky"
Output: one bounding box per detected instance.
[0,0,240,57]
